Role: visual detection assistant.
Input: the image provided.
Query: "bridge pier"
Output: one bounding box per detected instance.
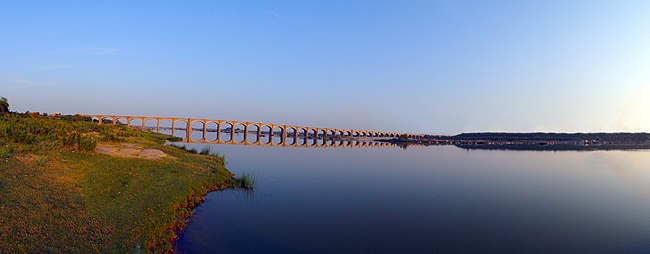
[186,119,191,142]
[171,119,175,137]
[216,121,221,143]
[230,122,235,144]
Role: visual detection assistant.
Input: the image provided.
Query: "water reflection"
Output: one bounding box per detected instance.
[164,129,395,148]
[174,145,650,254]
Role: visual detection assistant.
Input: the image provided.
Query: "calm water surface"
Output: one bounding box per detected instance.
[174,142,650,253]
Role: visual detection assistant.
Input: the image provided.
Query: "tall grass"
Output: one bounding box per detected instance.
[235,173,256,189]
[168,143,225,163]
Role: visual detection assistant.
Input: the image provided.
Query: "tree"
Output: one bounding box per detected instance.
[0,97,8,113]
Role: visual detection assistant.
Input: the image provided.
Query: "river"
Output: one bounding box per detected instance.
[171,141,650,253]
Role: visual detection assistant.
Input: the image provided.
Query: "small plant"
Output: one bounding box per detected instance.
[235,173,256,189]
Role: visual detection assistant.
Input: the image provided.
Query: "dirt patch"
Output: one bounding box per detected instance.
[95,143,167,159]
[15,154,40,164]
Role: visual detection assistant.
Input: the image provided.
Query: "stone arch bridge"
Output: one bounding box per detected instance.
[82,114,425,148]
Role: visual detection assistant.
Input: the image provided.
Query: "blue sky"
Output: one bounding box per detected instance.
[1,1,649,134]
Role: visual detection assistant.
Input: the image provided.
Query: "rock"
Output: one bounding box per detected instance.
[138,149,167,159]
[118,148,141,157]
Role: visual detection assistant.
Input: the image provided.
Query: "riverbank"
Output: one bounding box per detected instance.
[386,132,650,151]
[0,114,236,252]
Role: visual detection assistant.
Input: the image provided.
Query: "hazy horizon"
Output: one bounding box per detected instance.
[2,1,649,134]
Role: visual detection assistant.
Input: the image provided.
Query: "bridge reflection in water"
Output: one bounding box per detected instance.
[84,114,424,148]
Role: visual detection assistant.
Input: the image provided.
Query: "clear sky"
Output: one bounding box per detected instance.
[1,1,649,134]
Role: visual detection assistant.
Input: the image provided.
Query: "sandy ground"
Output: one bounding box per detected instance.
[95,143,167,159]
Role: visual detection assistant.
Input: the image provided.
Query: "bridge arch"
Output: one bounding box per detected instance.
[295,128,306,145]
[112,117,127,125]
[285,126,297,145]
[245,124,260,144]
[171,119,188,140]
[187,120,204,142]
[218,122,233,142]
[129,117,144,128]
[259,125,272,144]
[155,119,172,136]
[100,116,114,125]
[203,121,218,142]
[233,122,247,143]
[317,129,326,146]
[307,129,317,146]
[272,126,284,145]
[143,118,158,132]
[326,130,336,146]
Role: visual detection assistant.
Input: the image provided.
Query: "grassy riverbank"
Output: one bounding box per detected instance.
[0,114,236,252]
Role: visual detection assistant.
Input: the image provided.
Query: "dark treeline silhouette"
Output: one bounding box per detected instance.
[387,132,650,151]
[449,132,650,143]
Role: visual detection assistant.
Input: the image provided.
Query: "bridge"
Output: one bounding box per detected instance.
[82,114,425,148]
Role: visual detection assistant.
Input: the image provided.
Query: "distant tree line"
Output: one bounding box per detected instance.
[451,132,650,143]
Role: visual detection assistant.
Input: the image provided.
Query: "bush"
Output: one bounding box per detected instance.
[79,136,97,151]
[62,131,81,148]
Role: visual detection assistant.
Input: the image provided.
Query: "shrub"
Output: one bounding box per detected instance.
[62,131,81,148]
[79,136,97,151]
[61,131,97,151]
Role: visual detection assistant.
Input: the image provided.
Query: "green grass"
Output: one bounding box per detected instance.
[0,113,237,253]
[234,173,256,189]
